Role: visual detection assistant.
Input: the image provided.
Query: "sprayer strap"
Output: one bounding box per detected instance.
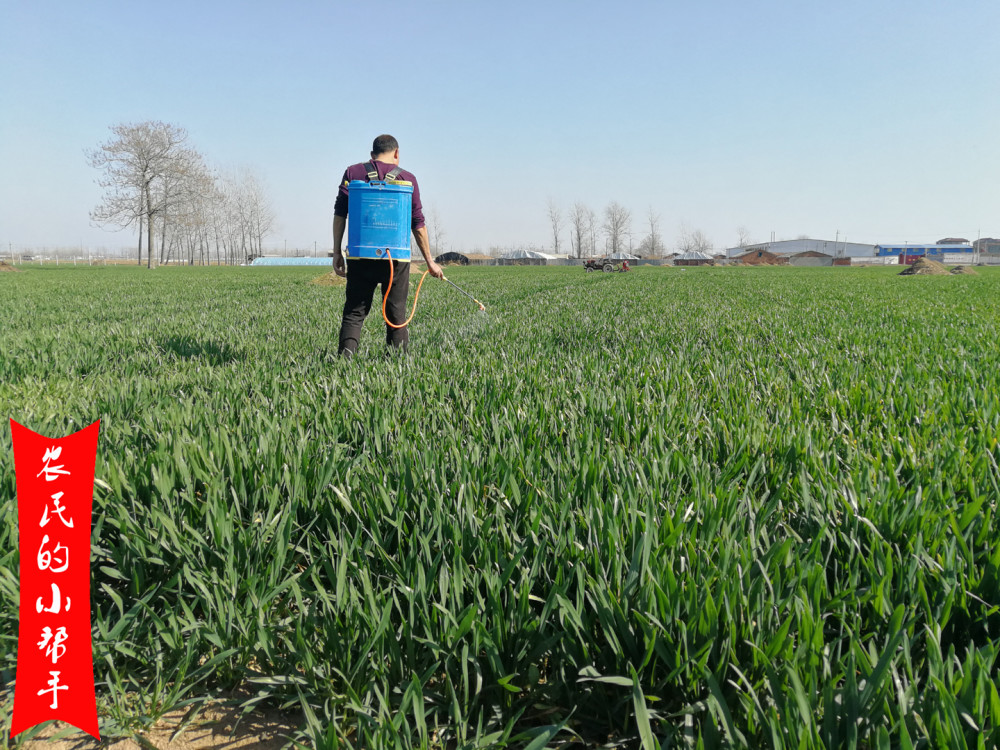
[365,161,404,183]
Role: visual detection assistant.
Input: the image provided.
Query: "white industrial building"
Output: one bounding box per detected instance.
[726,238,875,259]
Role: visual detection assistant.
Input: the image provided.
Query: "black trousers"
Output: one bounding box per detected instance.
[338,259,411,355]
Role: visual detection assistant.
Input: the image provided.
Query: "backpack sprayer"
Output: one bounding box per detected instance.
[345,164,485,329]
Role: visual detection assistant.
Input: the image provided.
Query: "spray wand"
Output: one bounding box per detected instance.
[381,250,486,329]
[442,276,486,311]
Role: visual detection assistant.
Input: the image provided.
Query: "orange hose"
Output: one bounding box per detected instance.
[381,248,430,329]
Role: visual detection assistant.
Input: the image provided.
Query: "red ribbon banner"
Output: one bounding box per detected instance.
[10,420,101,740]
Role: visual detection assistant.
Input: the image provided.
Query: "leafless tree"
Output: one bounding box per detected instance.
[603,201,632,255]
[227,167,275,262]
[736,225,754,249]
[428,207,446,254]
[164,163,219,265]
[677,224,713,254]
[586,206,598,257]
[569,202,589,258]
[88,121,203,268]
[546,198,563,255]
[88,122,276,266]
[642,205,663,257]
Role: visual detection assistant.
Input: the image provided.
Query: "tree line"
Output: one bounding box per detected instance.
[546,199,742,258]
[87,121,275,266]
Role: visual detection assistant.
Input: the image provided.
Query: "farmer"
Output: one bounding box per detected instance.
[332,134,443,355]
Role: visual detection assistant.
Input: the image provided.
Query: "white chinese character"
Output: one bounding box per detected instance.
[36,582,71,614]
[37,671,69,709]
[37,446,70,482]
[37,534,69,573]
[40,491,74,529]
[38,626,68,664]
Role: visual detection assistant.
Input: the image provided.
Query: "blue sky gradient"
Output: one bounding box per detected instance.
[1,0,997,253]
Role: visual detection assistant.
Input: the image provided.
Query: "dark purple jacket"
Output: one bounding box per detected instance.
[333,160,425,230]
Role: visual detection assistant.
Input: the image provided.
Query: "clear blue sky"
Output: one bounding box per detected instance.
[1,0,997,254]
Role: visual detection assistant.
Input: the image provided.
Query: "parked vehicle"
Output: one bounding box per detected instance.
[583,258,630,273]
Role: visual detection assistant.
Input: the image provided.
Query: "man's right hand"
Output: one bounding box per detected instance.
[426,260,444,280]
[333,251,347,277]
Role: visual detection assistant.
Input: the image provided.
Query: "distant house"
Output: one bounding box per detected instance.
[974,238,1000,255]
[674,251,714,266]
[937,237,970,245]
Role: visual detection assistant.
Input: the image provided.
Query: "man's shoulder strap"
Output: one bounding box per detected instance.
[365,160,404,183]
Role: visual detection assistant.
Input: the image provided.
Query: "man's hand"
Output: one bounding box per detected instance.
[332,215,347,277]
[426,259,444,280]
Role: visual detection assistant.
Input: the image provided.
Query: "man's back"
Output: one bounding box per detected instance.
[334,160,425,233]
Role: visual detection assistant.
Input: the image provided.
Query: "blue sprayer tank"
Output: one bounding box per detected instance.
[345,180,413,260]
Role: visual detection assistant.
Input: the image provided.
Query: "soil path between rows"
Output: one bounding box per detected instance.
[18,705,301,749]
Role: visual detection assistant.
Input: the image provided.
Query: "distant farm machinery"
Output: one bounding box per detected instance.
[583,258,631,273]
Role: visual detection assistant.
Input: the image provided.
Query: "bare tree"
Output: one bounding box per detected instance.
[569,202,589,258]
[643,205,663,257]
[603,201,632,255]
[201,167,277,264]
[168,162,219,265]
[231,167,276,262]
[586,206,598,256]
[736,225,754,249]
[677,224,713,254]
[88,121,204,268]
[546,198,563,255]
[428,207,445,255]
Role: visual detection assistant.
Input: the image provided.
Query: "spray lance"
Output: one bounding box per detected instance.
[442,277,486,312]
[381,249,485,329]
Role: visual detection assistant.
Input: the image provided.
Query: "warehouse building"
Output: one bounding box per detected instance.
[726,238,876,259]
[876,242,974,263]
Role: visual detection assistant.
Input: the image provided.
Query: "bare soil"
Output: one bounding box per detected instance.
[16,704,301,749]
[308,272,346,287]
[0,261,22,272]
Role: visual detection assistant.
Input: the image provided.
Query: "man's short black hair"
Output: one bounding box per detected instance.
[372,134,399,156]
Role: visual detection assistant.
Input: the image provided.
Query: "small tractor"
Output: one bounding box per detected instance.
[583,258,631,273]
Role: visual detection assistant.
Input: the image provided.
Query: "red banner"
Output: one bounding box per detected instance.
[10,420,101,740]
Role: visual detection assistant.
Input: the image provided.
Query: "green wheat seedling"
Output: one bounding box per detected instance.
[1,264,998,748]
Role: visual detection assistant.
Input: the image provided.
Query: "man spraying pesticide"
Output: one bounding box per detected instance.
[332,134,485,356]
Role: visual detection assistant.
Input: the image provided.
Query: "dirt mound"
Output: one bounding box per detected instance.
[737,253,787,266]
[950,265,977,275]
[899,258,949,276]
[0,261,21,272]
[309,272,346,287]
